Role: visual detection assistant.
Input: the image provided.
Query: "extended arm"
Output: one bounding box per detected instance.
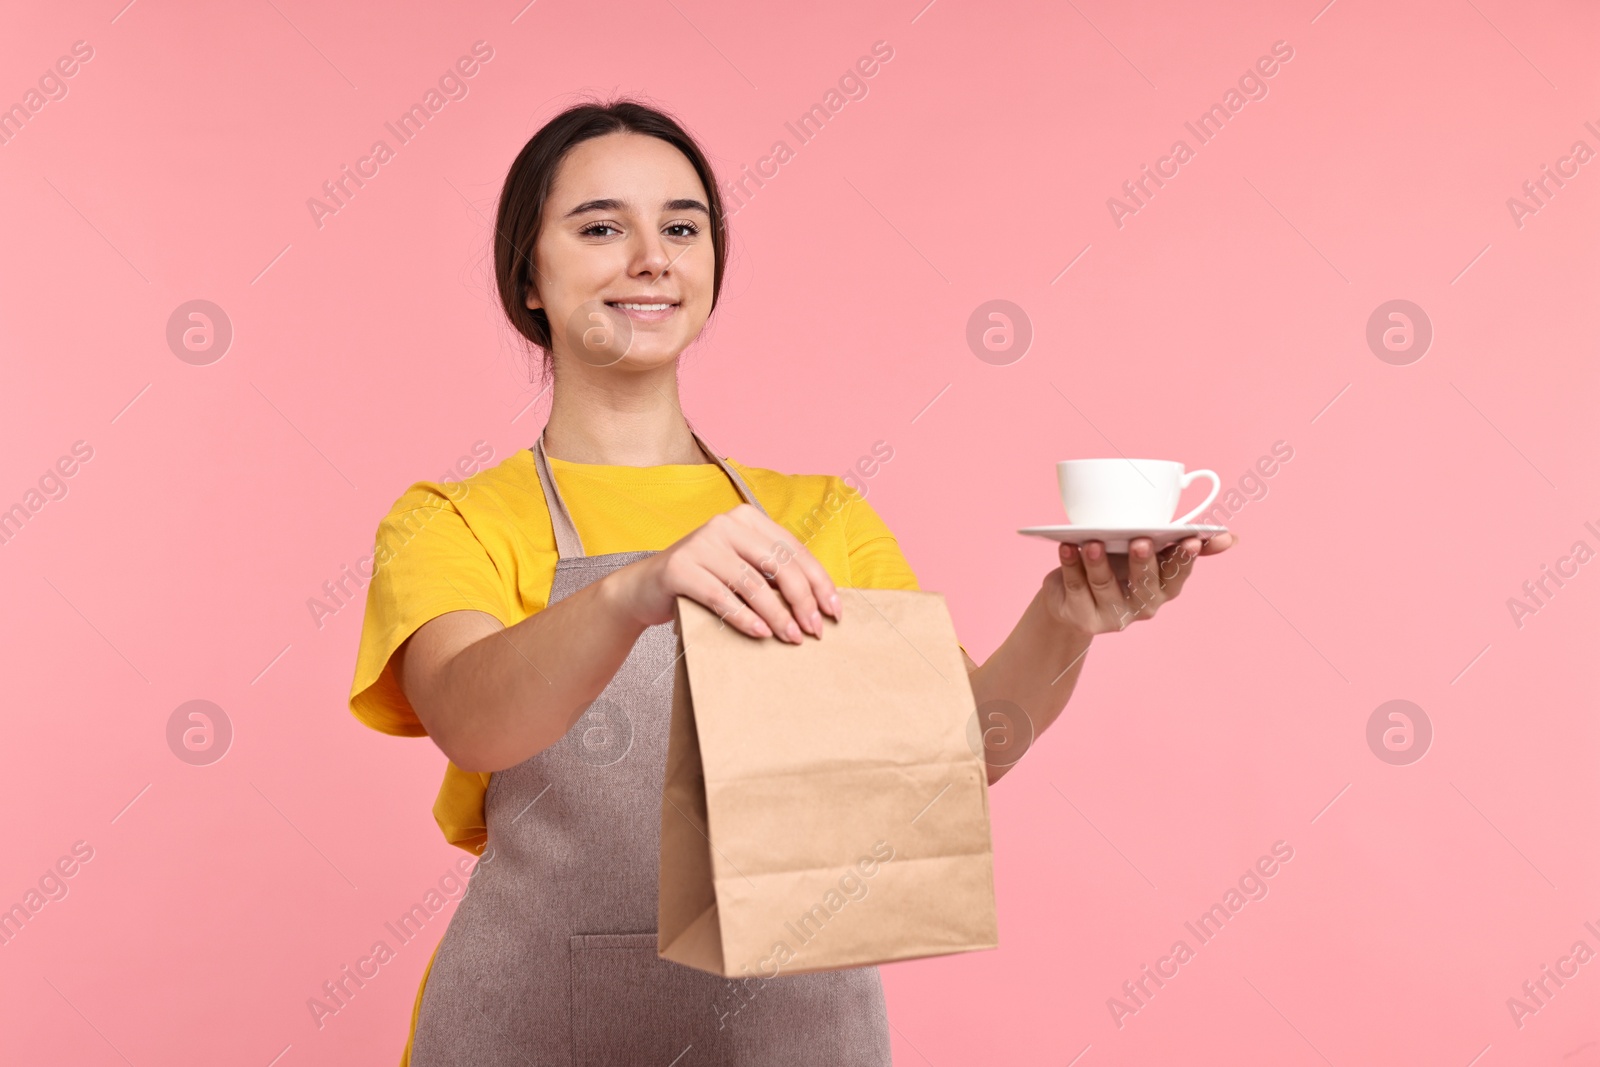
[395,505,842,772]
[966,533,1237,785]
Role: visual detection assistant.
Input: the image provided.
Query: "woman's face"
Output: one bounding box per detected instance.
[527,131,715,373]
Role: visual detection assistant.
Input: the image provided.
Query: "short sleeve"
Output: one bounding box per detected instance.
[841,485,975,663]
[841,486,921,591]
[348,485,517,737]
[433,764,492,855]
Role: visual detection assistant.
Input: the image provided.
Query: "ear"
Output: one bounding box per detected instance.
[524,284,542,312]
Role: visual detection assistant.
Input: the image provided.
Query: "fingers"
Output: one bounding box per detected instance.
[698,516,807,643]
[1125,538,1164,617]
[704,550,805,641]
[1156,538,1200,600]
[1077,541,1128,618]
[739,506,841,621]
[1057,535,1211,637]
[1058,542,1089,596]
[668,558,775,639]
[1056,543,1105,634]
[1158,537,1202,575]
[734,507,841,633]
[702,506,839,644]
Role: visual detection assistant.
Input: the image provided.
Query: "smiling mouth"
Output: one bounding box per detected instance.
[605,301,677,311]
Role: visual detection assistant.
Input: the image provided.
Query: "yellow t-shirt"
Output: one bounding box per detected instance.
[346,444,933,1065]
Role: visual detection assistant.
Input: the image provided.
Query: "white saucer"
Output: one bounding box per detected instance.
[1018,524,1229,553]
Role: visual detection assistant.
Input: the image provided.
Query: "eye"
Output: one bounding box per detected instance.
[579,221,620,237]
[664,221,700,238]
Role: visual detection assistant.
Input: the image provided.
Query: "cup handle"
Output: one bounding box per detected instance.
[1174,469,1222,525]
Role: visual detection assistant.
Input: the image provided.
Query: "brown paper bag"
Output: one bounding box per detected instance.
[658,587,998,979]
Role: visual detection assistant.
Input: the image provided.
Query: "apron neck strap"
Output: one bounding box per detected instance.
[532,426,768,561]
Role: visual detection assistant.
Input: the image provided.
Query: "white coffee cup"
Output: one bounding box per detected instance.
[1057,458,1222,526]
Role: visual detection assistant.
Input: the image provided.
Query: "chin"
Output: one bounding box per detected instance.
[616,337,690,370]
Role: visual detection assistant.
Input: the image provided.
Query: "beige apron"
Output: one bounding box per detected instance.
[408,429,892,1066]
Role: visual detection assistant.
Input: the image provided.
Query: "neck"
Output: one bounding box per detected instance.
[540,355,706,466]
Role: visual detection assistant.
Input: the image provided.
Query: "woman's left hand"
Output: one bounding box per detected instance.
[1042,532,1238,638]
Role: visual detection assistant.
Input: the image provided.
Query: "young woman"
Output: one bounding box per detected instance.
[348,99,1235,1066]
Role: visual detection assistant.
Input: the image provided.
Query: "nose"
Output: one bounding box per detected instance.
[627,227,673,279]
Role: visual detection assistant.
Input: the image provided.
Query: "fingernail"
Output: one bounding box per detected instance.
[785,621,802,643]
[1087,543,1103,560]
[753,619,772,637]
[1062,544,1078,563]
[830,592,841,616]
[809,611,823,635]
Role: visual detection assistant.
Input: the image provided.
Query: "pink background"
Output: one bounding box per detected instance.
[3,0,1597,1063]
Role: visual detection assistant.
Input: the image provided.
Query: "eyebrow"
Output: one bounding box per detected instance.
[563,197,710,219]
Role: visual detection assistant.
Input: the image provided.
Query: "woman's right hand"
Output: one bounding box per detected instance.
[603,504,841,643]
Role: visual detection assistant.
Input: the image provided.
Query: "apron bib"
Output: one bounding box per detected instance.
[409,429,892,1066]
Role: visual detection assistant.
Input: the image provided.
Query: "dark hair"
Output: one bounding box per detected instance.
[493,99,728,380]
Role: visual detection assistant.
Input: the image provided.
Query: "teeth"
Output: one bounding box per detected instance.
[610,302,672,311]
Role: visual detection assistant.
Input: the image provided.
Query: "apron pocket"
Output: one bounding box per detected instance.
[569,932,728,1066]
